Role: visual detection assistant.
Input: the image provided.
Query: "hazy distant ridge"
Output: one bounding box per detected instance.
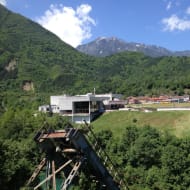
[77,37,190,57]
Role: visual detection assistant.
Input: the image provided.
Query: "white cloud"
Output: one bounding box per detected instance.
[37,4,96,47]
[162,14,190,31]
[163,0,181,10]
[186,7,190,15]
[0,0,7,6]
[166,1,172,10]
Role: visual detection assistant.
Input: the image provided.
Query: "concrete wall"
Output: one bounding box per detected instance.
[157,108,190,111]
[71,115,91,124]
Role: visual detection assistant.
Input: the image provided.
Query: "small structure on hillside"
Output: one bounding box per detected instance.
[39,93,124,123]
[128,95,190,104]
[38,105,51,112]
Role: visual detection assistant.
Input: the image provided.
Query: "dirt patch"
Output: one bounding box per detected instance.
[5,59,17,72]
[22,81,34,91]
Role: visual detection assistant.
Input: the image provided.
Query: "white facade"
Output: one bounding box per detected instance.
[38,105,51,112]
[49,93,122,123]
[157,108,190,111]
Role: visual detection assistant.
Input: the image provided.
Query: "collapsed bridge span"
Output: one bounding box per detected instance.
[27,123,128,190]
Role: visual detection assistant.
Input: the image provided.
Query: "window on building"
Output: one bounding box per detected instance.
[74,102,89,113]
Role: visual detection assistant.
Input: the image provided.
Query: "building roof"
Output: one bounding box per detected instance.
[51,93,122,104]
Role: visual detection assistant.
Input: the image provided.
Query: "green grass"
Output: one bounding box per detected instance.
[92,110,190,138]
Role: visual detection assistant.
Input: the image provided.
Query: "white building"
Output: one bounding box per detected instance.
[49,93,122,123]
[38,105,51,112]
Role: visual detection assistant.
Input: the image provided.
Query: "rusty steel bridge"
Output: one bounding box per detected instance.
[26,122,128,190]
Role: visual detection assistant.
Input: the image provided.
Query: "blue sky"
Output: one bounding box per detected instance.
[1,0,190,50]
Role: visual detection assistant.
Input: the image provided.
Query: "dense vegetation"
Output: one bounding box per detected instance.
[1,4,190,103]
[0,110,69,190]
[1,110,190,190]
[95,126,190,190]
[2,4,190,190]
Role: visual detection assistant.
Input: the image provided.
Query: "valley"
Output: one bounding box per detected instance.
[1,4,190,190]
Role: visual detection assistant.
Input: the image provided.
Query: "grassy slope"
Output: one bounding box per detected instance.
[92,110,190,138]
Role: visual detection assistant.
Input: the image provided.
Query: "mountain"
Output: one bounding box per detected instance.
[77,37,190,57]
[175,50,190,57]
[1,4,190,112]
[0,4,103,110]
[2,5,190,190]
[0,4,94,94]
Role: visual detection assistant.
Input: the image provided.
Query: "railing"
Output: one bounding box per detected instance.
[82,121,129,190]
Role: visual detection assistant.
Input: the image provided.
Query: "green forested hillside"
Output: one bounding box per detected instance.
[2,108,190,190]
[0,4,98,111]
[0,4,92,93]
[2,5,190,189]
[1,3,190,106]
[96,54,190,96]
